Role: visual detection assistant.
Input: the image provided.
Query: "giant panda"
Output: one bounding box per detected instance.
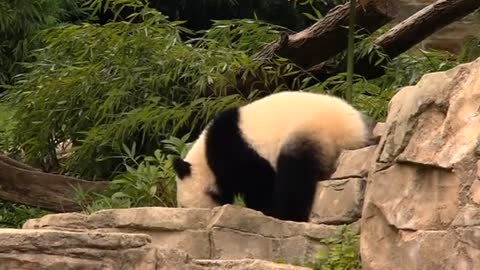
[172,91,375,222]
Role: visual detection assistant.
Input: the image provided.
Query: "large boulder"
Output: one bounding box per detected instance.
[361,57,480,269]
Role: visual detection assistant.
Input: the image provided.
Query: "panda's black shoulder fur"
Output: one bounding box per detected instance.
[204,107,276,214]
[204,106,333,222]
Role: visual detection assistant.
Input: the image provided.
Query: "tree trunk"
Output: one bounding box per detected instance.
[254,0,398,69]
[233,0,397,96]
[311,0,480,80]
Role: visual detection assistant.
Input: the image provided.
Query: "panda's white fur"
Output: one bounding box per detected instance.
[174,91,373,221]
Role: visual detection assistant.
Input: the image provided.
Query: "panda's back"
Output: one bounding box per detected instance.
[238,91,369,168]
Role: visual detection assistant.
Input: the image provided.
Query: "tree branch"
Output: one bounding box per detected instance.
[254,0,398,69]
[311,0,480,80]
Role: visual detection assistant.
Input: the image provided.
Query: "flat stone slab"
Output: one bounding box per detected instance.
[0,229,309,270]
[24,205,346,263]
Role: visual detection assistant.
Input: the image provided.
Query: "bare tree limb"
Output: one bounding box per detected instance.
[232,0,397,96]
[311,0,480,80]
[254,0,398,69]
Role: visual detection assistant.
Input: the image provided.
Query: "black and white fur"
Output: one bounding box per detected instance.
[173,91,374,222]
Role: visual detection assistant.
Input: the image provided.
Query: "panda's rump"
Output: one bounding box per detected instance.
[238,91,369,169]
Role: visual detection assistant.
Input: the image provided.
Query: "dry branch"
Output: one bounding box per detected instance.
[233,0,397,96]
[311,0,480,80]
[254,0,398,69]
[0,154,109,212]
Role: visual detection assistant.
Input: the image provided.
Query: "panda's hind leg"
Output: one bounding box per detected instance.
[271,135,334,222]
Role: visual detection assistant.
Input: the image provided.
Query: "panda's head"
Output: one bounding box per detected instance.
[172,136,221,209]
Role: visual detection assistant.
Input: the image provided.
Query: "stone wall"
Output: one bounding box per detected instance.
[11,204,357,269]
[396,0,480,53]
[360,56,480,270]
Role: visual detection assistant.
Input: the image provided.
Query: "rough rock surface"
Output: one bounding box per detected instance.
[309,145,376,225]
[22,205,347,267]
[310,178,366,225]
[361,57,480,270]
[0,228,309,270]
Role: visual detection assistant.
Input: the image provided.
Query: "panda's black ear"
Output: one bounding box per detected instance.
[173,157,191,179]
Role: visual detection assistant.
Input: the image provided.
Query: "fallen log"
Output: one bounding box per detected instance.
[311,0,480,80]
[0,155,109,212]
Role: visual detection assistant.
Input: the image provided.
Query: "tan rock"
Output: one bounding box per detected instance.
[208,204,306,238]
[0,229,309,270]
[361,58,480,270]
[470,180,480,204]
[23,212,88,231]
[0,229,157,270]
[362,215,480,270]
[331,146,376,179]
[210,227,273,260]
[310,178,365,225]
[377,59,480,168]
[361,223,460,270]
[24,207,212,231]
[372,122,386,139]
[24,207,212,258]
[190,259,311,270]
[364,164,460,231]
[452,206,480,227]
[208,205,338,262]
[23,205,343,263]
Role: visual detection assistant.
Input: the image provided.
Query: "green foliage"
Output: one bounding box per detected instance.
[233,194,246,207]
[458,35,480,64]
[0,102,16,152]
[0,0,85,87]
[74,135,189,213]
[311,226,361,270]
[288,226,361,270]
[197,19,287,54]
[5,1,318,179]
[293,0,348,22]
[6,4,315,179]
[0,200,50,228]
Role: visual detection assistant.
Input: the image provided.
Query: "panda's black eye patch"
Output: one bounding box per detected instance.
[173,157,191,179]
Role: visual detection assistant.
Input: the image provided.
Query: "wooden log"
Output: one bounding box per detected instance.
[377,0,480,59]
[0,154,40,171]
[232,0,397,96]
[0,158,109,212]
[311,0,480,80]
[254,0,398,70]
